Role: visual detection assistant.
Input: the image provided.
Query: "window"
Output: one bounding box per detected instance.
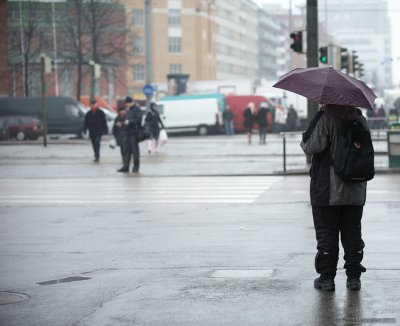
[133,37,144,55]
[133,64,145,81]
[169,64,182,74]
[168,9,181,26]
[19,117,32,124]
[65,105,79,118]
[11,10,20,20]
[169,37,181,53]
[61,69,73,97]
[132,9,144,26]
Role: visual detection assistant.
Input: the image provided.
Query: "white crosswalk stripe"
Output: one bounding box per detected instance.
[0,176,282,206]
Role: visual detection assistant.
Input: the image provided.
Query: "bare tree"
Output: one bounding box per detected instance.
[59,0,127,101]
[61,0,86,101]
[8,1,45,96]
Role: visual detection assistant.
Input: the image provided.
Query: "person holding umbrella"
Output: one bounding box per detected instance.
[274,67,376,291]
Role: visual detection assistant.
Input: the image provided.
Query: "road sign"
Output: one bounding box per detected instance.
[142,84,154,96]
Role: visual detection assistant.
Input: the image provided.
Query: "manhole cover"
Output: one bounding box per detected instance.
[211,269,274,278]
[0,291,29,305]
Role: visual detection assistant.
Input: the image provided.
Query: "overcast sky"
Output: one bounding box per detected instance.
[254,0,400,86]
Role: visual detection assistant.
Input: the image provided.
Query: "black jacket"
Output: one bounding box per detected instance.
[243,108,256,128]
[145,110,164,133]
[84,109,108,136]
[112,115,127,146]
[125,105,143,135]
[300,108,367,206]
[257,108,269,127]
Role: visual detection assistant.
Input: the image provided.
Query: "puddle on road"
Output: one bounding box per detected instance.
[37,276,91,286]
[0,291,30,305]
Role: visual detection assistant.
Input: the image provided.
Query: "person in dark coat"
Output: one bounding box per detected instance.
[257,103,269,144]
[112,107,127,159]
[286,104,298,131]
[83,99,108,162]
[243,102,257,144]
[118,97,143,173]
[301,104,369,291]
[223,104,234,135]
[145,102,164,154]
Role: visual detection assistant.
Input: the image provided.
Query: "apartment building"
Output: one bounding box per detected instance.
[214,0,259,80]
[123,0,216,96]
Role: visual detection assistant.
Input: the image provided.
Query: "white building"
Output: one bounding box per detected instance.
[214,0,259,80]
[318,0,393,93]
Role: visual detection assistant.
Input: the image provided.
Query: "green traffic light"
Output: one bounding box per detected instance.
[321,56,327,63]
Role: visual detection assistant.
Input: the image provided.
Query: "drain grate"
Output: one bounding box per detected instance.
[0,291,29,305]
[37,276,91,286]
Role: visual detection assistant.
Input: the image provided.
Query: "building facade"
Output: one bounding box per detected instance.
[257,7,283,81]
[214,0,259,80]
[318,0,393,93]
[123,0,217,98]
[4,0,127,106]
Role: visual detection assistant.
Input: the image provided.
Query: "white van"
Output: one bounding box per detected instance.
[157,98,222,135]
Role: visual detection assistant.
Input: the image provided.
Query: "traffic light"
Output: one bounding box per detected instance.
[358,63,365,77]
[319,46,328,64]
[290,31,303,53]
[340,48,349,71]
[352,52,359,73]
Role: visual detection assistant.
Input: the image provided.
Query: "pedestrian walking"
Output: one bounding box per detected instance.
[223,104,235,135]
[257,103,269,144]
[118,97,143,173]
[286,104,298,131]
[377,105,386,129]
[83,99,108,162]
[112,107,127,161]
[145,102,164,154]
[243,102,257,144]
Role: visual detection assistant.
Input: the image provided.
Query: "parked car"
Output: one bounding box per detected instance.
[0,96,87,137]
[0,115,42,140]
[0,118,9,140]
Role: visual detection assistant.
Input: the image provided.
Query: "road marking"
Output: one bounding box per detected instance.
[0,177,282,206]
[211,270,274,278]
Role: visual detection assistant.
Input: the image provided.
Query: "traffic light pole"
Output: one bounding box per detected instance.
[306,0,319,163]
[145,0,152,110]
[306,0,319,121]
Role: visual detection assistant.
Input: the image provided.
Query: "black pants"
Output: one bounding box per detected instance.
[90,135,102,159]
[122,133,140,170]
[312,205,366,278]
[259,126,267,143]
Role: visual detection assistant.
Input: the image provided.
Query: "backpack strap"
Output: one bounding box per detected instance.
[302,110,324,143]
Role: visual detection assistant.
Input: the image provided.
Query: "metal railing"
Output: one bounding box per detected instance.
[279,127,388,173]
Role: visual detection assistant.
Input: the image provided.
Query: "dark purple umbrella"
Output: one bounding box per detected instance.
[273,66,377,110]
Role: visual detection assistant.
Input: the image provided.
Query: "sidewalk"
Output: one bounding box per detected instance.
[0,134,397,178]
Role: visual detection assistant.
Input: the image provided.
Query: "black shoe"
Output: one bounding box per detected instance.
[132,167,139,173]
[117,168,129,172]
[347,277,361,290]
[94,157,99,162]
[314,276,335,291]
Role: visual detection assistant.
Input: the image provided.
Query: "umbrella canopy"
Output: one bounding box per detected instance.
[273,67,377,110]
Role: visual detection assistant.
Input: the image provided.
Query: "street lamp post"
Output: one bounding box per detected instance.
[145,0,152,110]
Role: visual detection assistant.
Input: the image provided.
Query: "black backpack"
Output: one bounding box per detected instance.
[332,117,375,183]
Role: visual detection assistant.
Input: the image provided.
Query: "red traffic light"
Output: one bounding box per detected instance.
[290,31,303,53]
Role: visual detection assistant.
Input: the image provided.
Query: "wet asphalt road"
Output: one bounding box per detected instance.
[0,135,399,326]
